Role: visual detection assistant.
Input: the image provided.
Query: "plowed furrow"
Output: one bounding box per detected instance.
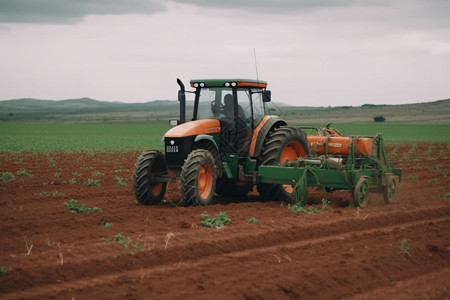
[2,205,449,299]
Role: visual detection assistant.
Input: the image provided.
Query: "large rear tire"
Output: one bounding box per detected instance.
[257,126,309,201]
[133,150,168,205]
[180,149,217,206]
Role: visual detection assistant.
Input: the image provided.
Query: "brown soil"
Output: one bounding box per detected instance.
[0,143,449,300]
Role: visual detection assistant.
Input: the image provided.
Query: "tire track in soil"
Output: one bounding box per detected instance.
[2,205,449,299]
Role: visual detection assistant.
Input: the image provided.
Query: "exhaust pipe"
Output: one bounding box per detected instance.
[177,78,186,124]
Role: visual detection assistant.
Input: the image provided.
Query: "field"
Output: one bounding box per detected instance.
[1,123,450,152]
[0,124,449,299]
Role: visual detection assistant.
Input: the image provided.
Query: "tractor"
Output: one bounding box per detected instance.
[133,78,402,207]
[133,78,309,206]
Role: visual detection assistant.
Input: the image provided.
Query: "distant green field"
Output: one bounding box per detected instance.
[0,123,170,152]
[0,122,448,152]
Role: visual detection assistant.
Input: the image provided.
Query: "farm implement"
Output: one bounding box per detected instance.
[259,126,402,207]
[133,78,401,207]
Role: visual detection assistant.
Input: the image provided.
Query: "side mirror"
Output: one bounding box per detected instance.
[262,90,271,102]
[169,119,179,126]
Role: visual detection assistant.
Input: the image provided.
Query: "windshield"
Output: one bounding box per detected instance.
[196,87,233,120]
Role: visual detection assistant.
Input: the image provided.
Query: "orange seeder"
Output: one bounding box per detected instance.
[307,136,373,156]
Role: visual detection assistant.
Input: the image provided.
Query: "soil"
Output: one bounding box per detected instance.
[0,143,449,300]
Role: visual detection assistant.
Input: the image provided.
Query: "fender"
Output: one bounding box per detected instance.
[194,134,220,151]
[249,116,287,158]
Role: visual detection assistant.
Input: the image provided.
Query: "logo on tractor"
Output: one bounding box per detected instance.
[166,140,179,153]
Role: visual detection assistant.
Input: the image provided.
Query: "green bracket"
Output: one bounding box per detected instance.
[292,170,308,206]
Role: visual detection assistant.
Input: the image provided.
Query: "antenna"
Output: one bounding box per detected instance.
[253,48,259,82]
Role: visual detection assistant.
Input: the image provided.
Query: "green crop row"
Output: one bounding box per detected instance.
[1,122,449,152]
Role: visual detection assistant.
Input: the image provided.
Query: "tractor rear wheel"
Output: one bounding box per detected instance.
[180,149,217,206]
[133,150,168,205]
[257,126,309,201]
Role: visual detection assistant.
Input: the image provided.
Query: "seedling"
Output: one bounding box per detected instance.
[246,217,259,224]
[83,178,101,186]
[289,199,331,214]
[114,176,127,186]
[134,242,142,252]
[52,191,65,197]
[0,266,6,276]
[200,212,232,228]
[399,238,411,257]
[64,199,102,214]
[39,192,49,197]
[16,168,32,176]
[0,172,15,183]
[92,171,105,177]
[101,221,113,229]
[108,233,131,253]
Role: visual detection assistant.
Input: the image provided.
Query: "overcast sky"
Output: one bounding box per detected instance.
[1,0,449,106]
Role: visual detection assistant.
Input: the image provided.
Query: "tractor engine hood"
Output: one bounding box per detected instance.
[164,119,221,138]
[163,119,221,168]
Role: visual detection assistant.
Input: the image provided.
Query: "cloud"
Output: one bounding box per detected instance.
[0,0,165,24]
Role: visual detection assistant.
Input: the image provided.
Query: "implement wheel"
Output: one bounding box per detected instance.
[353,177,369,207]
[383,175,397,204]
[133,150,168,205]
[257,126,309,201]
[180,149,217,206]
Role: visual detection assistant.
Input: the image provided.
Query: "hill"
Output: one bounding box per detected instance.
[0,97,449,124]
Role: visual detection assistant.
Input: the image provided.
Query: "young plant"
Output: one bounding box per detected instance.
[64,199,102,214]
[0,266,6,276]
[200,212,232,228]
[52,191,65,197]
[92,171,105,177]
[108,233,131,253]
[114,176,127,186]
[246,217,259,224]
[101,221,113,229]
[0,172,15,183]
[399,238,411,257]
[83,178,101,186]
[289,199,331,214]
[16,168,32,177]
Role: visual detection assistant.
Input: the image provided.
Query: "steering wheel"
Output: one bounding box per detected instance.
[211,100,224,115]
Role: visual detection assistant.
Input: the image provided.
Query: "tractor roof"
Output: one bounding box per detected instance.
[190,78,267,88]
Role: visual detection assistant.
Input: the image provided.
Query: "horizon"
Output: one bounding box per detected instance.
[1,96,448,108]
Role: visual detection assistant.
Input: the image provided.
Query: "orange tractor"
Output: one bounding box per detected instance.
[133,78,401,206]
[133,78,309,206]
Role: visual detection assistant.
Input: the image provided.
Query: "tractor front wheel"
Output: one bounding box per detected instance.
[180,149,217,206]
[133,150,168,205]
